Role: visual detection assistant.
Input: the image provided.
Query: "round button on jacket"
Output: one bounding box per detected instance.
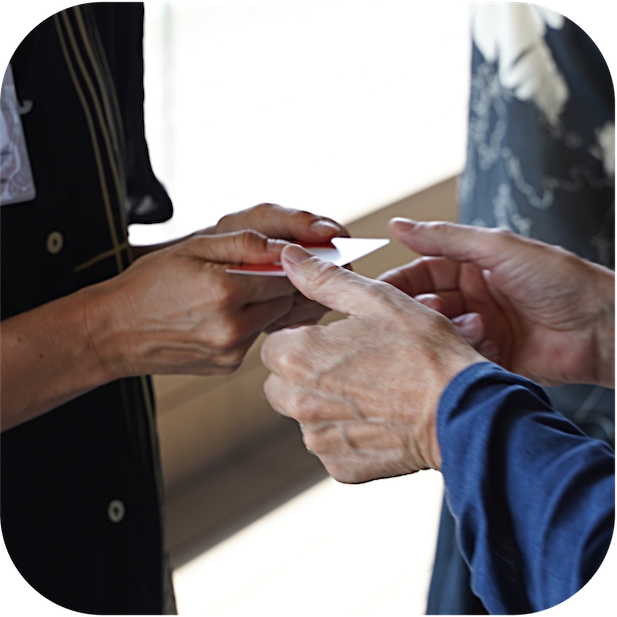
[46,231,64,254]
[107,500,125,523]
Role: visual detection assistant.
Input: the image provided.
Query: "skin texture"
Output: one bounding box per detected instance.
[381,218,615,389]
[87,230,296,380]
[1,203,345,432]
[261,244,484,482]
[132,203,348,332]
[213,203,350,331]
[261,220,615,485]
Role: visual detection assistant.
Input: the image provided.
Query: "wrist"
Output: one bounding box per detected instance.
[81,281,130,383]
[595,268,615,388]
[418,341,485,471]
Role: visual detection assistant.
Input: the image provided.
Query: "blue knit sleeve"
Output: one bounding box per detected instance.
[437,362,615,614]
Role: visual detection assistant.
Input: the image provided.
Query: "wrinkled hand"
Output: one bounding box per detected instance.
[87,231,296,379]
[379,219,615,388]
[261,245,483,483]
[214,203,348,331]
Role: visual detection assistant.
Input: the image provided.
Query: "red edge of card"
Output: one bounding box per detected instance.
[228,263,284,273]
[226,241,334,274]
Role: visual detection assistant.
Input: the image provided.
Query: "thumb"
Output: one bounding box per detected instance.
[389,218,527,271]
[182,230,290,264]
[280,244,381,316]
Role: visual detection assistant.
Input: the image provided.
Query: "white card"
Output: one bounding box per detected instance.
[226,237,389,276]
[1,64,36,206]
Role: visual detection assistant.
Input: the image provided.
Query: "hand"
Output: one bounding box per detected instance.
[214,203,350,331]
[87,230,296,379]
[379,219,615,389]
[132,203,348,330]
[261,245,483,483]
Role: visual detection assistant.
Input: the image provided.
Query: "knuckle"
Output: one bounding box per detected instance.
[288,395,320,423]
[491,227,516,241]
[261,330,291,371]
[253,202,281,220]
[427,220,454,236]
[219,344,247,365]
[276,345,305,376]
[204,317,244,354]
[428,309,448,329]
[235,229,262,250]
[365,280,390,301]
[551,243,573,260]
[211,318,245,350]
[212,283,239,310]
[420,301,448,327]
[217,213,233,229]
[277,346,315,383]
[437,220,455,232]
[265,327,318,381]
[255,202,276,211]
[306,259,344,290]
[363,279,401,309]
[290,208,312,222]
[262,373,278,400]
[303,430,323,454]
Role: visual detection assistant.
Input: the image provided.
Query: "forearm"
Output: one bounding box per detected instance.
[0,287,114,431]
[438,363,615,614]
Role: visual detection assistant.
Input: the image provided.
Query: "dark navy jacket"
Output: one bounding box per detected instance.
[1,4,173,613]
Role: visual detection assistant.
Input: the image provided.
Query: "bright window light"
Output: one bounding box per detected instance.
[132,1,470,245]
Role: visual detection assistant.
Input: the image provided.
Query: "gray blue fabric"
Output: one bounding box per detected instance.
[437,362,614,614]
[427,12,614,615]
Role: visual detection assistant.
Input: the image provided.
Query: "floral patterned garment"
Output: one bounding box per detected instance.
[428,6,614,615]
[460,5,614,270]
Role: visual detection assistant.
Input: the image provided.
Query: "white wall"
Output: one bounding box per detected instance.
[132,1,471,245]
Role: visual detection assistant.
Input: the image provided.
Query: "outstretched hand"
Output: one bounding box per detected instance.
[261,245,483,483]
[131,203,348,332]
[379,219,615,388]
[88,230,297,379]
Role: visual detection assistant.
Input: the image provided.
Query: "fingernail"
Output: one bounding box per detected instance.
[267,238,290,252]
[391,218,417,232]
[283,244,312,265]
[416,293,442,312]
[309,220,340,237]
[454,313,476,335]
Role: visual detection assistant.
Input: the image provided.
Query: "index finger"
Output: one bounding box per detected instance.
[389,218,545,272]
[217,203,349,242]
[378,256,462,297]
[280,245,397,318]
